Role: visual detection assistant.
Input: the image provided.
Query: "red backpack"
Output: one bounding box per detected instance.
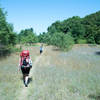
[20,50,30,66]
[20,50,29,57]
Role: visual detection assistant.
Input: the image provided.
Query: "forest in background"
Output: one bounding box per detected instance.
[38,11,100,50]
[0,6,100,53]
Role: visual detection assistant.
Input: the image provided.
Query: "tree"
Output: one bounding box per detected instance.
[0,7,17,46]
[18,28,38,44]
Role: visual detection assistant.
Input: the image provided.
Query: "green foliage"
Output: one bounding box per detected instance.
[38,32,51,44]
[0,7,17,56]
[62,33,74,50]
[18,28,38,44]
[1,5,100,52]
[8,45,22,53]
[38,31,74,50]
[77,39,87,44]
[49,32,74,50]
[50,32,64,46]
[47,21,61,33]
[38,10,100,50]
[95,30,100,44]
[82,11,100,44]
[0,7,17,45]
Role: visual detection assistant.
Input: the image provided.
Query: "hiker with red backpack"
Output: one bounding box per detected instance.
[18,50,32,87]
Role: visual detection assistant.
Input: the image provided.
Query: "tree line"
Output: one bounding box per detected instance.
[38,11,100,50]
[0,7,38,55]
[0,8,17,46]
[0,7,17,56]
[0,6,100,52]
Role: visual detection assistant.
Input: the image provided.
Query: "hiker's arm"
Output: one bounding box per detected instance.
[29,58,32,68]
[18,57,21,71]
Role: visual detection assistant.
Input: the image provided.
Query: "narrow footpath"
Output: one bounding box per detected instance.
[17,47,46,100]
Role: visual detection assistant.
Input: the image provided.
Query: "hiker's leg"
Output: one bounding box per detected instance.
[21,67,24,82]
[25,68,30,85]
[23,74,25,83]
[25,75,29,85]
[40,50,42,54]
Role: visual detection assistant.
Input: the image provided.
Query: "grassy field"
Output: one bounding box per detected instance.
[0,44,100,100]
[0,45,40,100]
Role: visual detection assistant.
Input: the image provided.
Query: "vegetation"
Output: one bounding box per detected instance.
[1,5,100,51]
[0,7,17,46]
[38,11,100,50]
[0,7,17,56]
[27,45,100,100]
[0,46,39,100]
[1,45,100,100]
[0,5,100,99]
[18,28,38,44]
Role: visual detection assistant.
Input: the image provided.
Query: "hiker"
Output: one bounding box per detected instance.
[40,44,43,54]
[18,50,32,87]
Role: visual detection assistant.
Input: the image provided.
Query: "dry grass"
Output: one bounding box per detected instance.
[27,45,100,100]
[0,45,40,100]
[0,44,100,100]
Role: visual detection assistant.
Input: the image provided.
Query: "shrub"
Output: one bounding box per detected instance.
[77,39,87,44]
[62,33,75,51]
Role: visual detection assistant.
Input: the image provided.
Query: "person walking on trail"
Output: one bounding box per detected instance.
[18,50,32,87]
[40,44,43,54]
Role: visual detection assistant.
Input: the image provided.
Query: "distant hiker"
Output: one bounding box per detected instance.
[40,44,43,54]
[18,50,32,87]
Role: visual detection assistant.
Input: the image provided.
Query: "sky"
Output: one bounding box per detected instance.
[0,0,100,34]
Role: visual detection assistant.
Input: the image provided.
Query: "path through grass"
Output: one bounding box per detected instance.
[0,44,100,100]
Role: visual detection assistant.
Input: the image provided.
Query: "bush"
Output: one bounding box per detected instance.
[62,33,75,51]
[7,45,22,53]
[95,33,100,44]
[77,39,87,44]
[49,32,74,51]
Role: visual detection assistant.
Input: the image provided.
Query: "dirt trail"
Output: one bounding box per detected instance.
[17,47,46,100]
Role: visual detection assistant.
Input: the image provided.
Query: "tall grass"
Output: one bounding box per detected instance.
[0,44,100,100]
[27,45,100,100]
[0,45,40,100]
